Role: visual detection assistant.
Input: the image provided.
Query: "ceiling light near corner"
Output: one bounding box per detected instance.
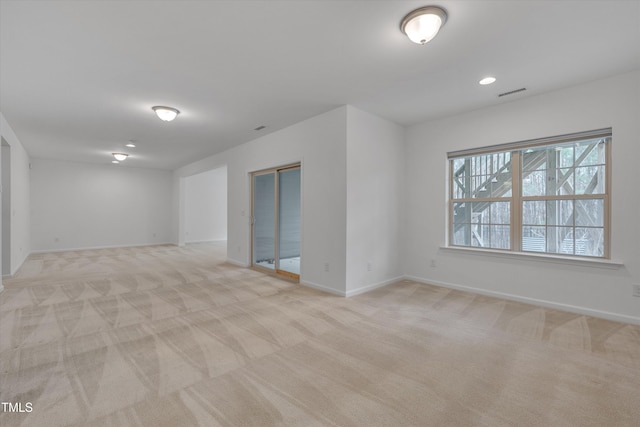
[125,141,136,148]
[479,77,497,85]
[400,6,447,45]
[113,153,128,161]
[152,106,180,122]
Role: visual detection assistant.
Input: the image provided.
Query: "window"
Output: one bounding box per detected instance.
[448,129,611,258]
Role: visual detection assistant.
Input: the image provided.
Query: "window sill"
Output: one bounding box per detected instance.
[440,246,624,269]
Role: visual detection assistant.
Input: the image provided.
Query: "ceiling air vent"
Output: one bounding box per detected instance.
[254,125,267,131]
[498,88,527,97]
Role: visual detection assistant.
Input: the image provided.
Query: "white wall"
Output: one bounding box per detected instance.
[404,70,640,324]
[184,166,227,243]
[174,106,348,295]
[31,158,173,252]
[0,112,31,278]
[345,106,404,296]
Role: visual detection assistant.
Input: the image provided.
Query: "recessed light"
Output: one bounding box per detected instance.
[125,141,136,148]
[479,77,496,85]
[113,153,128,161]
[112,160,120,164]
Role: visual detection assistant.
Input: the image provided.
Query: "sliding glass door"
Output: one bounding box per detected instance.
[252,164,300,278]
[278,167,301,276]
[252,172,276,270]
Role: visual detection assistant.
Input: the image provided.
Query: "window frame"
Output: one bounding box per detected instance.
[447,128,612,259]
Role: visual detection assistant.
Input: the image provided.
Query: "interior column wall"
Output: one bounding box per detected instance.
[345,106,405,296]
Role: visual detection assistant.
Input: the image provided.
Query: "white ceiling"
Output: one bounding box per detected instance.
[1,0,639,170]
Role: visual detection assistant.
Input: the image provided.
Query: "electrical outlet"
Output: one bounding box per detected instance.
[324,262,330,272]
[632,284,640,298]
[367,261,372,272]
[430,259,437,268]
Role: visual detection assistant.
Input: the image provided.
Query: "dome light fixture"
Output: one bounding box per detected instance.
[152,105,180,122]
[400,6,447,45]
[113,153,128,161]
[125,140,136,148]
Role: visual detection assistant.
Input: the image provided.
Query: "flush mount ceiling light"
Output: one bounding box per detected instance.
[125,140,136,148]
[152,106,180,122]
[400,6,447,45]
[479,76,497,85]
[112,153,128,161]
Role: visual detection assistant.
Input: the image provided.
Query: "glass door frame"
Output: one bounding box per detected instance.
[250,163,301,280]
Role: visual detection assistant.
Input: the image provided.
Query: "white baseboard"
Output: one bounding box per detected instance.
[8,251,29,278]
[404,275,640,326]
[345,276,403,298]
[30,242,176,254]
[186,239,227,244]
[225,258,250,267]
[300,279,345,297]
[300,276,403,298]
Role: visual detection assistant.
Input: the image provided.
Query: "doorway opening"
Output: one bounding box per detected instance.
[184,167,227,243]
[251,164,301,280]
[1,138,10,278]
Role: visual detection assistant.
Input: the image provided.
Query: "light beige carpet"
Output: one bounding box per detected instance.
[1,242,639,426]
